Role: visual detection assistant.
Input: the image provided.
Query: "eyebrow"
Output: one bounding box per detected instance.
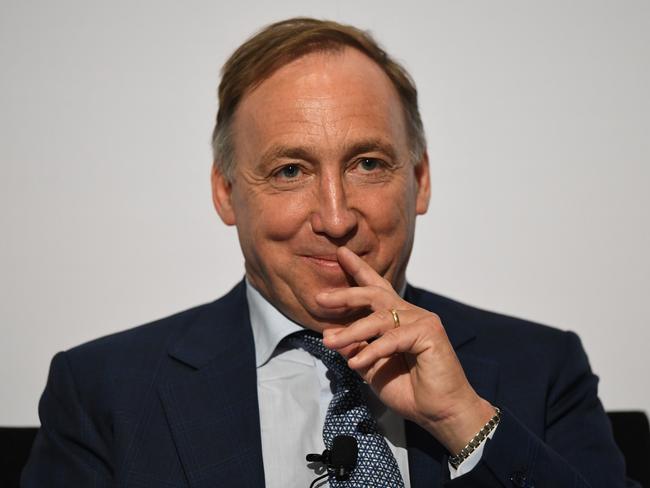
[259,138,399,168]
[342,138,398,163]
[260,145,315,167]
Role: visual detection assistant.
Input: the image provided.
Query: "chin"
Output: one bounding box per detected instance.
[302,301,368,330]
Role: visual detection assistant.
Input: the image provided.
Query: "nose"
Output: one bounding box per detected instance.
[310,170,358,239]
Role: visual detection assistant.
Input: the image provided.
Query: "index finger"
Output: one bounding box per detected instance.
[337,246,392,290]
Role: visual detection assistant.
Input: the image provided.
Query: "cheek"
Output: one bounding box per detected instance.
[359,185,414,236]
[236,190,310,243]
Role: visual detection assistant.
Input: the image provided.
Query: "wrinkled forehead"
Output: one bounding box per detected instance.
[231,48,410,160]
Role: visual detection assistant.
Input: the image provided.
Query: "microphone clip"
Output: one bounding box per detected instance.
[306,435,358,481]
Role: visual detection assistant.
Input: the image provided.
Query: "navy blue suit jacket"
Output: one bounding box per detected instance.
[22,281,636,487]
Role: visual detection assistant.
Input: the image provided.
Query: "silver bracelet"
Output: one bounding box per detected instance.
[448,406,501,469]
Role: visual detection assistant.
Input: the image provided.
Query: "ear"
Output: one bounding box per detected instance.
[211,164,237,225]
[414,151,431,215]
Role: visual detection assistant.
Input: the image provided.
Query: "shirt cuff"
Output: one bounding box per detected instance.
[448,424,498,479]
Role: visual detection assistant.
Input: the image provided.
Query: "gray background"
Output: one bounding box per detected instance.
[1,0,648,425]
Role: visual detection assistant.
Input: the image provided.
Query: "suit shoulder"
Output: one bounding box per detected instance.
[60,280,246,374]
[67,302,208,354]
[61,301,214,373]
[408,286,592,394]
[408,284,579,347]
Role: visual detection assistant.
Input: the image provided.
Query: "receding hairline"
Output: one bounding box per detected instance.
[231,47,411,146]
[232,46,410,176]
[233,42,353,107]
[212,17,427,180]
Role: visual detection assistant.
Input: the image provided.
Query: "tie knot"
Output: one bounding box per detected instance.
[286,330,359,386]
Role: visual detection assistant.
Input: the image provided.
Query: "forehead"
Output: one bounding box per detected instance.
[232,47,409,159]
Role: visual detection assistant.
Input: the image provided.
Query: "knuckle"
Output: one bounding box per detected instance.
[375,310,389,321]
[371,296,388,311]
[371,285,385,295]
[413,315,437,331]
[383,327,400,341]
[421,316,446,337]
[425,313,443,330]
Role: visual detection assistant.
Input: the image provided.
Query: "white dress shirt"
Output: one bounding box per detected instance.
[246,282,492,487]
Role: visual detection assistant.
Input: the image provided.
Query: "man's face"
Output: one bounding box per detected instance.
[212,47,430,331]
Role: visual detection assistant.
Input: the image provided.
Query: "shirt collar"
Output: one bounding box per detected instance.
[246,279,304,368]
[246,278,408,368]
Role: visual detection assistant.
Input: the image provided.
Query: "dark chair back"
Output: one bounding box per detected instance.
[0,427,38,488]
[608,411,650,487]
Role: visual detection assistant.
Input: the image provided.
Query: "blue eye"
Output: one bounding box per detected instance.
[279,164,300,178]
[359,158,380,171]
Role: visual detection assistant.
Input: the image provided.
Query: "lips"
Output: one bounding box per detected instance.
[308,254,338,261]
[299,250,369,271]
[302,255,342,268]
[299,250,368,261]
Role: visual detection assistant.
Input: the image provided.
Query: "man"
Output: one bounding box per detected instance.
[22,18,635,487]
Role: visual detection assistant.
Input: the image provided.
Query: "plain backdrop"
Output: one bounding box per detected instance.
[1,0,648,425]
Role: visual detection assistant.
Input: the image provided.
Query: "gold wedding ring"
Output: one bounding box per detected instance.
[390,308,400,328]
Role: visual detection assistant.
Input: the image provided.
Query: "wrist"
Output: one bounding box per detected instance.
[422,397,497,455]
[448,406,500,469]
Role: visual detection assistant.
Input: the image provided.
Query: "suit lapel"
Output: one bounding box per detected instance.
[159,282,265,488]
[405,285,500,487]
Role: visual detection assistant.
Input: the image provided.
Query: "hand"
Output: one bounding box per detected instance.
[318,246,496,454]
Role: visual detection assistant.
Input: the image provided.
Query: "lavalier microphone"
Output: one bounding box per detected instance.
[306,435,358,485]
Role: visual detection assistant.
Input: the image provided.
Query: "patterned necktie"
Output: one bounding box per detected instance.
[288,330,405,487]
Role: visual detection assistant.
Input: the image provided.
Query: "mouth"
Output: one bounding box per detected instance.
[300,251,369,270]
[302,255,342,268]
